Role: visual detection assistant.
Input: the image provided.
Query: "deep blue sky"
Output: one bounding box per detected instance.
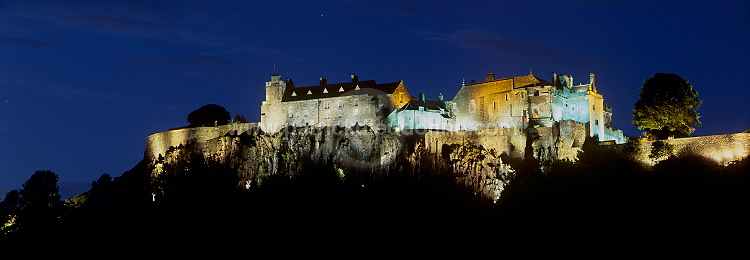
[2,0,749,198]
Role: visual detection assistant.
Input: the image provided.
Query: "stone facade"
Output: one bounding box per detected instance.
[448,72,626,143]
[260,74,410,133]
[386,92,451,131]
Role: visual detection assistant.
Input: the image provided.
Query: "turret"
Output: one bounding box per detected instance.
[265,74,287,102]
[589,73,597,92]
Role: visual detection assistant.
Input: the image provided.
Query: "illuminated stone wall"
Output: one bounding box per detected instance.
[260,75,409,133]
[145,123,259,161]
[260,75,288,133]
[425,119,590,162]
[278,94,386,130]
[619,133,750,165]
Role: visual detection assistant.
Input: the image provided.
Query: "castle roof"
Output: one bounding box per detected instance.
[397,99,451,118]
[465,74,553,89]
[399,100,447,111]
[281,79,402,102]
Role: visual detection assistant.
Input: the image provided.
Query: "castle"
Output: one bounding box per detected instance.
[260,71,626,144]
[141,70,750,202]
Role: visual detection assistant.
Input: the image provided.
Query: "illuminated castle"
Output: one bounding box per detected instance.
[444,71,625,143]
[260,74,411,133]
[260,71,626,144]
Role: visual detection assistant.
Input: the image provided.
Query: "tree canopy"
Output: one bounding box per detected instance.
[632,72,702,140]
[187,104,231,127]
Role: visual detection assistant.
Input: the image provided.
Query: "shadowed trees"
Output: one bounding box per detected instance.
[187,104,231,127]
[0,170,66,236]
[632,72,702,140]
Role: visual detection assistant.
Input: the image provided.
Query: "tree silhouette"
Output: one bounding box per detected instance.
[16,170,66,233]
[632,72,702,140]
[0,190,21,234]
[91,173,113,190]
[187,104,231,127]
[231,114,248,124]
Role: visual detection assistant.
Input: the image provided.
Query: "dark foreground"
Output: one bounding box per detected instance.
[2,154,748,259]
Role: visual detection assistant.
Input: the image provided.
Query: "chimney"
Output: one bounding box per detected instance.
[351,74,358,82]
[319,77,327,85]
[552,72,557,86]
[271,75,281,82]
[419,92,426,101]
[486,73,495,82]
[439,93,444,102]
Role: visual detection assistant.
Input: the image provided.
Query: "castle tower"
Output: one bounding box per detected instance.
[260,75,288,133]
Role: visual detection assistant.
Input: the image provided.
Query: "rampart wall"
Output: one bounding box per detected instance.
[614,133,750,165]
[145,123,259,161]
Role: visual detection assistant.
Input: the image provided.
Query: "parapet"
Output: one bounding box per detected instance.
[145,123,259,161]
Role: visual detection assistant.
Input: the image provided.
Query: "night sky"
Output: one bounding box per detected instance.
[2,0,749,198]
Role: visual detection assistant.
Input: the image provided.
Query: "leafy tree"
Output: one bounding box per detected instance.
[576,135,602,167]
[232,114,248,124]
[632,72,702,140]
[0,190,21,233]
[648,140,674,163]
[91,173,113,190]
[187,104,231,127]
[16,170,66,232]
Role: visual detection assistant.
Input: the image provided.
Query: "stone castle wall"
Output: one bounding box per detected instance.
[143,121,749,202]
[612,133,750,165]
[145,123,259,161]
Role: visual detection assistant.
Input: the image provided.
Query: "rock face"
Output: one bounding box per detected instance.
[145,123,521,201]
[143,122,591,201]
[144,123,750,202]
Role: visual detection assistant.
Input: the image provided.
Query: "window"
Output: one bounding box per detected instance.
[354,99,359,106]
[505,94,509,101]
[595,119,599,125]
[324,101,330,109]
[593,105,596,111]
[532,108,539,118]
[288,111,293,118]
[493,101,497,110]
[521,92,525,99]
[470,100,476,112]
[338,100,344,107]
[534,90,540,96]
